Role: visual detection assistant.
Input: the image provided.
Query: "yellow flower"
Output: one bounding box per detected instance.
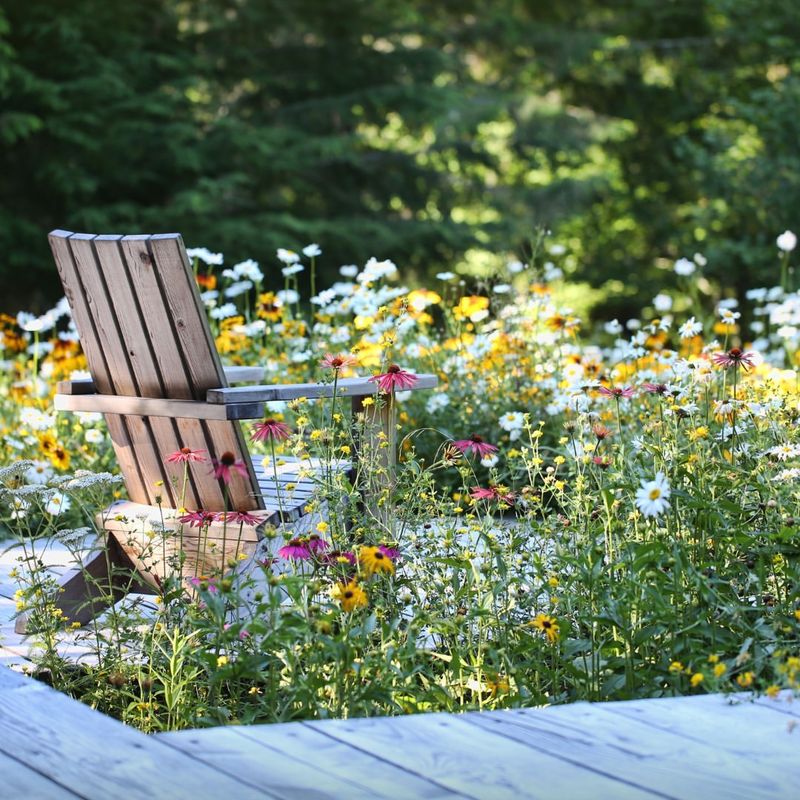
[669,661,684,673]
[359,545,395,577]
[766,684,781,698]
[794,610,800,622]
[216,655,229,668]
[707,654,719,664]
[713,663,727,678]
[689,426,709,441]
[333,580,368,612]
[248,686,263,696]
[315,521,329,534]
[736,671,754,688]
[690,673,704,687]
[529,614,559,644]
[49,444,70,471]
[257,292,283,322]
[486,675,510,697]
[453,295,489,322]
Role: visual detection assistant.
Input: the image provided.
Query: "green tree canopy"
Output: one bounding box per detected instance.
[2,0,799,314]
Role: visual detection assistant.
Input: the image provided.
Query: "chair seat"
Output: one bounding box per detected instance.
[251,455,350,523]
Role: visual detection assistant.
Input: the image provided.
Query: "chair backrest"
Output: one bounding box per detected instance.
[49,230,261,512]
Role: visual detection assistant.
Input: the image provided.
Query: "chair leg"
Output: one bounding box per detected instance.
[15,535,151,635]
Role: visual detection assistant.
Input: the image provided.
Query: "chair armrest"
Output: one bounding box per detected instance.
[206,374,438,404]
[54,393,264,421]
[56,365,264,396]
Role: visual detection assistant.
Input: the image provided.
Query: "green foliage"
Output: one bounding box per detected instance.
[3,1,800,313]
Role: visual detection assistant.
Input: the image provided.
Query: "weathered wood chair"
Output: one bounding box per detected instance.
[17,230,436,632]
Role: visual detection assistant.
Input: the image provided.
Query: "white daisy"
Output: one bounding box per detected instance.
[635,472,671,518]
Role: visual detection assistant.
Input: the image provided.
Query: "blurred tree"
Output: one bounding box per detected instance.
[2,0,800,313]
[0,0,200,309]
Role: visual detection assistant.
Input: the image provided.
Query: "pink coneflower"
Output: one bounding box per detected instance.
[712,348,757,371]
[188,575,218,593]
[165,447,207,464]
[320,352,358,370]
[369,364,418,393]
[592,424,611,440]
[592,456,611,470]
[378,544,401,560]
[217,510,263,525]
[320,549,357,566]
[598,385,636,399]
[278,538,312,560]
[642,383,668,395]
[452,434,499,458]
[251,418,292,442]
[306,534,330,553]
[211,451,249,485]
[178,510,217,528]
[470,486,515,504]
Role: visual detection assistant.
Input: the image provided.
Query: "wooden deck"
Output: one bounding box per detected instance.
[0,663,798,799]
[1,542,799,798]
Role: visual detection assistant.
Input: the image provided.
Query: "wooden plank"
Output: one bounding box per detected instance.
[115,235,259,511]
[466,698,800,800]
[208,374,439,404]
[93,235,203,509]
[57,366,264,395]
[69,233,175,504]
[0,667,275,800]
[602,693,800,760]
[48,231,149,503]
[754,691,800,720]
[305,712,658,799]
[0,749,79,799]
[55,392,263,421]
[69,234,178,507]
[161,722,460,800]
[147,235,228,395]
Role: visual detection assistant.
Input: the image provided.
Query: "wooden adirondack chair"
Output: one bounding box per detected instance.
[16,230,436,632]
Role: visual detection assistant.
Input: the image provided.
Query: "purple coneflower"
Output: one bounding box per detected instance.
[369,364,418,393]
[178,510,217,528]
[592,424,611,440]
[598,385,636,398]
[470,486,515,504]
[320,549,357,566]
[165,447,207,464]
[320,352,358,370]
[251,418,292,442]
[217,510,263,525]
[642,383,668,395]
[211,451,249,484]
[306,534,330,553]
[278,538,312,560]
[453,434,499,458]
[188,575,218,593]
[378,544,402,560]
[712,348,757,371]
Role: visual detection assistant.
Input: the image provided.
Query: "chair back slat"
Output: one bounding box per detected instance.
[50,233,153,502]
[49,230,261,512]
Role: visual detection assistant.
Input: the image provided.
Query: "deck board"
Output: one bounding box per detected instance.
[467,696,800,800]
[0,659,798,799]
[0,666,273,799]
[303,711,663,799]
[161,722,460,799]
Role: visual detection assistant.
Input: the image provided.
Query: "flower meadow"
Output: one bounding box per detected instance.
[2,235,800,731]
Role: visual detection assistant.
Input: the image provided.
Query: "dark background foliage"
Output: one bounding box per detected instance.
[2,0,799,313]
